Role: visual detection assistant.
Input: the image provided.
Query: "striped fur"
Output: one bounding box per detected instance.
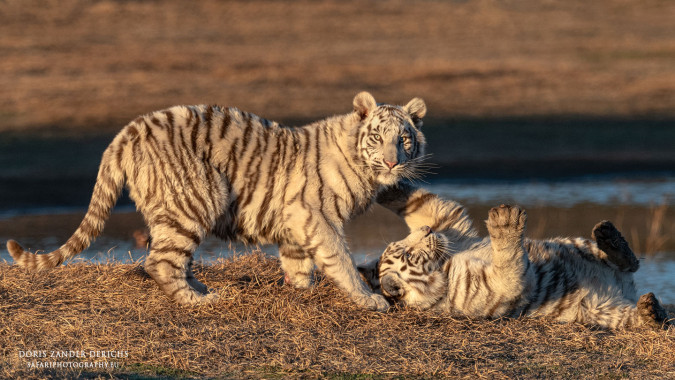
[7,92,430,310]
[367,204,670,330]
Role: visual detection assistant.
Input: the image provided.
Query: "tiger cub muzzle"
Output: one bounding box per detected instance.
[379,226,448,301]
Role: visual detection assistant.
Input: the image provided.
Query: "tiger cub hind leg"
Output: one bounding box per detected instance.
[144,226,217,305]
[186,258,209,294]
[637,292,671,330]
[279,244,314,289]
[592,220,640,272]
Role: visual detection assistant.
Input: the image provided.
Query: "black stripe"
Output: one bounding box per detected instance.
[448,272,462,309]
[165,129,211,227]
[155,215,202,246]
[281,131,297,209]
[153,246,193,257]
[315,125,330,223]
[405,193,435,216]
[280,245,306,260]
[165,111,176,143]
[131,136,141,180]
[228,137,240,183]
[335,130,369,191]
[486,295,504,317]
[255,133,282,232]
[150,116,163,130]
[521,263,544,316]
[158,140,208,227]
[479,267,492,295]
[153,258,181,270]
[177,121,213,220]
[540,263,561,307]
[241,113,253,148]
[299,129,312,208]
[240,131,265,209]
[220,108,231,139]
[462,270,476,311]
[335,166,356,211]
[191,107,204,153]
[203,107,214,164]
[165,110,174,128]
[115,136,126,169]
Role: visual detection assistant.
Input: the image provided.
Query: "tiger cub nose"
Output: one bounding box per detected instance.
[384,160,398,169]
[421,226,433,236]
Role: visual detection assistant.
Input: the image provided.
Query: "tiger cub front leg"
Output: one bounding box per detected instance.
[487,204,527,258]
[487,205,529,294]
[279,244,314,289]
[296,222,389,311]
[313,240,389,312]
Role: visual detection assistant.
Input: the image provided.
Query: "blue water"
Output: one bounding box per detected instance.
[426,176,675,207]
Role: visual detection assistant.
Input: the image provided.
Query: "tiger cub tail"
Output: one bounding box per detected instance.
[7,141,126,270]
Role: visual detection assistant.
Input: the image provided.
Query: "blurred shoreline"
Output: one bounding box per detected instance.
[2,115,674,210]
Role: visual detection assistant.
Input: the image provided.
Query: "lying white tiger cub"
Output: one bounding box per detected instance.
[360,203,670,330]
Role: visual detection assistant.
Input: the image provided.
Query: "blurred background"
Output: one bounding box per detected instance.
[0,1,673,301]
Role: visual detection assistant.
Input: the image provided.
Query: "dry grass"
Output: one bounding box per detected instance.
[644,203,669,255]
[1,253,673,379]
[1,0,675,132]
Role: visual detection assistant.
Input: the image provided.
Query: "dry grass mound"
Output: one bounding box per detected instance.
[1,253,673,379]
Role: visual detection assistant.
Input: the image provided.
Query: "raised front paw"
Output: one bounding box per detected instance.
[354,293,390,312]
[487,204,527,241]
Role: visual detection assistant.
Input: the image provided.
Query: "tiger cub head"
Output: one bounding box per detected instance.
[359,226,450,309]
[352,92,427,186]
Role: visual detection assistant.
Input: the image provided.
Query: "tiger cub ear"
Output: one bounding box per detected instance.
[353,91,377,120]
[404,97,427,128]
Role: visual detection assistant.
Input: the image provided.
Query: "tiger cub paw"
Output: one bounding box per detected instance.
[354,293,390,312]
[637,292,670,330]
[592,220,639,272]
[177,290,220,306]
[203,292,220,304]
[284,272,312,289]
[487,204,527,242]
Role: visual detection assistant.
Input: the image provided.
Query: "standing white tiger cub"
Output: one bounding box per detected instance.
[7,92,431,311]
[360,194,670,329]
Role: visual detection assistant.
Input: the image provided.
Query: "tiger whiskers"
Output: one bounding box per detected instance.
[400,154,437,184]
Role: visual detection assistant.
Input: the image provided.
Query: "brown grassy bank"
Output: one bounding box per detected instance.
[1,0,675,133]
[1,253,673,379]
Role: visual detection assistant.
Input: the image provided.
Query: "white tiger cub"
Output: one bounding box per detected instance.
[7,92,431,311]
[360,199,670,329]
